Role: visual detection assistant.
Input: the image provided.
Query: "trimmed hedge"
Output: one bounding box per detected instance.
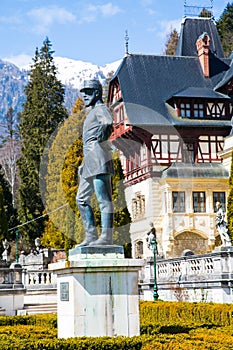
[0,302,233,349]
[139,300,233,327]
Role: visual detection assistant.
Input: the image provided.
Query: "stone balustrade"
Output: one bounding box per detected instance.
[139,246,233,303]
[22,269,57,288]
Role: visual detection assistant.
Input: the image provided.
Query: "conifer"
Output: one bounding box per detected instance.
[17,38,68,242]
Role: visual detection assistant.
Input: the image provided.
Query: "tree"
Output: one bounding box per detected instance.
[164,28,179,56]
[112,152,132,256]
[17,38,68,243]
[0,107,20,207]
[199,8,212,18]
[41,97,86,250]
[216,3,233,57]
[0,185,8,246]
[0,165,18,241]
[227,150,233,240]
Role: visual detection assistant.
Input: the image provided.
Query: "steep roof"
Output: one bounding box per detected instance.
[214,60,233,90]
[176,17,225,58]
[113,54,231,131]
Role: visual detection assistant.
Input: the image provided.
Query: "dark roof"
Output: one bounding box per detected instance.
[113,54,231,131]
[173,87,230,99]
[176,17,225,58]
[214,61,233,90]
[162,163,229,179]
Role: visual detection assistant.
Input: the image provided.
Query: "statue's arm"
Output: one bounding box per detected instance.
[96,107,114,142]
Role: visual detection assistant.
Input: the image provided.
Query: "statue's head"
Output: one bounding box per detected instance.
[216,201,222,209]
[80,79,103,107]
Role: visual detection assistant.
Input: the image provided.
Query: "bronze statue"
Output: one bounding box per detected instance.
[76,79,114,246]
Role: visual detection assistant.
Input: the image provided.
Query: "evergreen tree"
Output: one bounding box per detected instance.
[164,28,179,56]
[199,8,212,18]
[17,38,68,243]
[216,3,233,57]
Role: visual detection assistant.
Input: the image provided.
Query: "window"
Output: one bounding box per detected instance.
[132,192,145,220]
[193,103,204,118]
[172,192,185,212]
[180,103,191,117]
[213,192,226,212]
[193,192,206,212]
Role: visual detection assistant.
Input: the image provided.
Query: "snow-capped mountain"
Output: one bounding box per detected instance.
[54,57,121,90]
[0,56,122,120]
[20,56,122,90]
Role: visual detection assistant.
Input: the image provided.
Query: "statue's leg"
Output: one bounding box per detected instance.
[89,174,114,246]
[76,176,98,246]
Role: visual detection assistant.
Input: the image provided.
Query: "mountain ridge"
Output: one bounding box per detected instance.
[0,56,122,120]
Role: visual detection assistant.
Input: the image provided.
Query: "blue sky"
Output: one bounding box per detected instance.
[1,0,230,67]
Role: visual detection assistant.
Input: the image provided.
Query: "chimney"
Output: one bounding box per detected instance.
[196,32,210,78]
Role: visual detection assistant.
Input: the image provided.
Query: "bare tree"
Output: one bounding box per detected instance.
[0,107,20,207]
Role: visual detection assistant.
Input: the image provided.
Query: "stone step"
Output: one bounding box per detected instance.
[19,303,57,315]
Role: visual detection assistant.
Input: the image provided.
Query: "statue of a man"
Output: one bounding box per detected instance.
[215,201,232,247]
[76,79,114,246]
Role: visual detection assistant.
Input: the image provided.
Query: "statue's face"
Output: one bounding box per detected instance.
[81,88,99,107]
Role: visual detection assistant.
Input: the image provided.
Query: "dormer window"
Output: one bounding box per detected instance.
[174,99,231,119]
[170,87,232,120]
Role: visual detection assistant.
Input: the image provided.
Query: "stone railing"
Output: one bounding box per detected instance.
[0,263,24,288]
[22,269,57,288]
[139,246,233,303]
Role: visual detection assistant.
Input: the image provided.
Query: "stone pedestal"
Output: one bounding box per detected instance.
[50,246,144,338]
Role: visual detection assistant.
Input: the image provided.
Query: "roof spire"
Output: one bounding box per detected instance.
[125,30,129,56]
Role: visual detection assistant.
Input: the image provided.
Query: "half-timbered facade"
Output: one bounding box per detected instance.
[108,17,233,258]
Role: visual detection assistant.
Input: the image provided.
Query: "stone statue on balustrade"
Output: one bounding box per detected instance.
[215,201,232,247]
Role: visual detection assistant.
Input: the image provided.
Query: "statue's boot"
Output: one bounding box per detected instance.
[89,228,113,246]
[76,230,98,247]
[89,212,113,246]
[76,202,98,247]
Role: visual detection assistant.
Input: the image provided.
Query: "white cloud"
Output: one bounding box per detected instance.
[79,2,121,23]
[98,3,122,16]
[27,6,76,34]
[148,19,181,40]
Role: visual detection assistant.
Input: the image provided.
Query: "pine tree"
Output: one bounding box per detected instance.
[199,8,212,18]
[164,28,179,56]
[216,3,233,57]
[17,38,68,243]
